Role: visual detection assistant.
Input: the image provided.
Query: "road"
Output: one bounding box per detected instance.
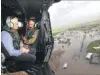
[49,30,100,75]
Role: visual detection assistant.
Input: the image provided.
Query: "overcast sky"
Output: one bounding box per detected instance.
[48,1,100,29]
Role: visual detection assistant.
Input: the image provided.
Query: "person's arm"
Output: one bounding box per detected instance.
[24,30,39,45]
[1,31,22,56]
[24,35,36,45]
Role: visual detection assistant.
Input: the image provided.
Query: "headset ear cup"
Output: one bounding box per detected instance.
[6,16,13,28]
[6,17,10,27]
[7,22,13,28]
[35,23,37,28]
[10,23,13,28]
[18,22,23,27]
[7,22,11,28]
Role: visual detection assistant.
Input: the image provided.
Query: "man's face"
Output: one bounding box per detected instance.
[11,17,18,30]
[28,20,35,29]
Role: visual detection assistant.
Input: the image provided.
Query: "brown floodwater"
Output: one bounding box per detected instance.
[49,30,100,75]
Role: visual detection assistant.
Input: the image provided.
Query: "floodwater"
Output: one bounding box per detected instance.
[49,30,100,75]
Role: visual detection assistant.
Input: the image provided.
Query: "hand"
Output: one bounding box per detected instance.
[20,47,30,54]
[24,49,30,54]
[23,44,29,49]
[20,47,26,53]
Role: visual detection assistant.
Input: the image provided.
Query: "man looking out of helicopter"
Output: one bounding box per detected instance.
[22,17,39,55]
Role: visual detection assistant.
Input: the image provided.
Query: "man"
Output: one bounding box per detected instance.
[22,17,39,55]
[1,15,36,62]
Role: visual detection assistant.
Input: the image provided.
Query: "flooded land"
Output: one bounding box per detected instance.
[49,27,100,75]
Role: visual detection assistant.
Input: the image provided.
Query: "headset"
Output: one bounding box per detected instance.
[27,17,38,28]
[6,16,23,28]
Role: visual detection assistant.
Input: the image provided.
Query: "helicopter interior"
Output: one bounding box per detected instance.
[1,0,61,74]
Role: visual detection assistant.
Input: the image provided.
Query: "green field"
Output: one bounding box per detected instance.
[52,20,100,36]
[52,27,68,36]
[87,40,100,54]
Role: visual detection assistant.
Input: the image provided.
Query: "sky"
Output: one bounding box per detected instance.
[48,1,100,29]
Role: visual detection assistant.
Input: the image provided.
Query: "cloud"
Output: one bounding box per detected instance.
[48,1,100,29]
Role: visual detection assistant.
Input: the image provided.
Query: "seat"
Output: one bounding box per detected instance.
[1,42,17,72]
[1,42,16,61]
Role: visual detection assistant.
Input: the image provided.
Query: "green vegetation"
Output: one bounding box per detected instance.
[52,31,61,36]
[87,40,100,54]
[52,20,100,36]
[68,20,100,31]
[68,24,100,31]
[69,27,88,31]
[52,27,68,36]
